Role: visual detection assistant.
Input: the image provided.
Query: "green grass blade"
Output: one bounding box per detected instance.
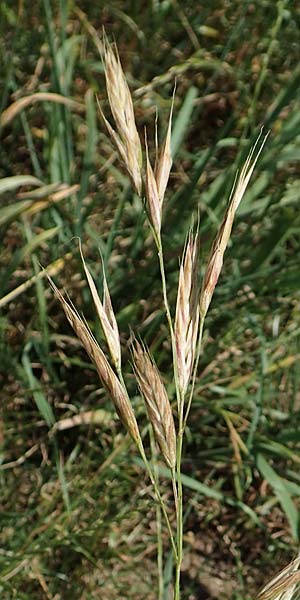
[257,453,299,541]
[0,175,43,194]
[22,352,55,428]
[171,85,198,158]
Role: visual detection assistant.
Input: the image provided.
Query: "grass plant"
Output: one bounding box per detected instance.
[1,3,300,599]
[45,35,289,599]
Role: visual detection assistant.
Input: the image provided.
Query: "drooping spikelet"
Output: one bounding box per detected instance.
[199,131,268,319]
[47,275,141,444]
[175,228,200,397]
[132,338,176,469]
[99,32,142,195]
[79,243,121,371]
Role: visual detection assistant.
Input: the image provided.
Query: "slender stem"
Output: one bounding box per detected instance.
[171,467,179,517]
[150,430,164,600]
[156,499,164,600]
[174,318,205,599]
[174,428,183,600]
[138,442,178,561]
[157,241,174,337]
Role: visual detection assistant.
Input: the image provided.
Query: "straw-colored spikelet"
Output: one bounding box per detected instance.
[145,130,162,236]
[132,339,176,469]
[256,555,300,600]
[99,33,142,195]
[144,98,174,237]
[199,131,268,319]
[154,90,175,204]
[175,228,200,397]
[79,244,121,371]
[47,275,141,444]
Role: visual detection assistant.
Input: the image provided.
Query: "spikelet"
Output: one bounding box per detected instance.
[79,243,121,371]
[144,97,174,237]
[145,129,162,237]
[200,131,268,319]
[256,555,300,600]
[99,32,142,195]
[47,275,140,444]
[175,228,200,397]
[132,338,176,469]
[154,89,175,204]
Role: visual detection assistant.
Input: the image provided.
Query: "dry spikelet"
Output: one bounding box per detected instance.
[144,95,174,237]
[145,129,161,236]
[47,275,140,444]
[175,228,200,396]
[200,131,268,319]
[99,32,142,195]
[79,243,121,370]
[256,555,300,600]
[154,89,175,204]
[132,338,176,469]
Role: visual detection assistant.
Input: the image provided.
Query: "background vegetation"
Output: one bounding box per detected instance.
[1,1,300,598]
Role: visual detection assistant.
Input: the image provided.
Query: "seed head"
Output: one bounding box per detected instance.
[99,32,142,195]
[48,275,140,444]
[145,129,161,237]
[132,338,176,469]
[175,228,200,396]
[144,94,174,237]
[154,89,175,204]
[256,555,300,600]
[79,243,121,371]
[200,131,268,319]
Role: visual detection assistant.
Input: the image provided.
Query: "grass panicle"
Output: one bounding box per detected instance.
[2,6,300,600]
[47,40,270,599]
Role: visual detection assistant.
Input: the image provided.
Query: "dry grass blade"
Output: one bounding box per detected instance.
[0,254,71,309]
[175,228,200,397]
[200,130,268,319]
[132,338,176,469]
[99,32,142,195]
[52,409,111,433]
[256,555,300,600]
[0,92,84,128]
[79,243,121,370]
[47,275,140,444]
